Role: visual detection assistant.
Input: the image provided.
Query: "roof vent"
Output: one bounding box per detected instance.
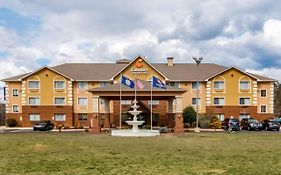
[116,59,130,64]
[167,57,174,67]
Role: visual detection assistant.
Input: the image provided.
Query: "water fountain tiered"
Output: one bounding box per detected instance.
[111,99,160,137]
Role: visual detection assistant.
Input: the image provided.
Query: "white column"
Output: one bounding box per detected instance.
[270,83,274,113]
[206,81,211,106]
[175,96,183,113]
[92,96,99,113]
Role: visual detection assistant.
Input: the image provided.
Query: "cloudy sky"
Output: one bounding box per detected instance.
[0,0,281,85]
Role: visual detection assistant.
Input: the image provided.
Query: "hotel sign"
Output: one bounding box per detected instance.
[131,58,148,74]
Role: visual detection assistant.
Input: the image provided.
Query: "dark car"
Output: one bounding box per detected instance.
[33,121,54,131]
[241,118,263,131]
[262,119,280,131]
[222,118,240,131]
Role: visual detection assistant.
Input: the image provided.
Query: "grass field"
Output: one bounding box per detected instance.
[1,132,281,175]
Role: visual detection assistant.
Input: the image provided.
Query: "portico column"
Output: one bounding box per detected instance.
[174,96,184,133]
[91,96,100,133]
[103,99,110,128]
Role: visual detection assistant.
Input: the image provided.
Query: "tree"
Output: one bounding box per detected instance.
[274,83,281,116]
[183,106,197,124]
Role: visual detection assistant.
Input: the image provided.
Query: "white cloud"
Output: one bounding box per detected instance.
[246,68,281,82]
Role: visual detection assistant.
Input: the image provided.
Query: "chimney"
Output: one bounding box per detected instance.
[167,57,174,67]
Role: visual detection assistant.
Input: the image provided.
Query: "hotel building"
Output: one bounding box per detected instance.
[2,56,276,132]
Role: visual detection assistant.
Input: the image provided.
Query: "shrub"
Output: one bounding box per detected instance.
[6,118,18,127]
[183,106,197,125]
[85,128,89,132]
[78,125,84,129]
[142,125,151,129]
[64,126,70,129]
[198,114,212,128]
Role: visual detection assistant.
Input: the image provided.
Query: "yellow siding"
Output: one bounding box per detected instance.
[23,68,71,105]
[257,82,272,114]
[6,82,22,113]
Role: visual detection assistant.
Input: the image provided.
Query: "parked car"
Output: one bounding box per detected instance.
[33,121,54,131]
[221,118,240,131]
[271,118,281,124]
[262,119,280,131]
[241,118,262,131]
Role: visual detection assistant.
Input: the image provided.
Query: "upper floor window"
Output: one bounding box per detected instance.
[29,97,40,105]
[12,105,19,113]
[77,82,88,90]
[54,113,66,121]
[78,97,88,106]
[28,81,39,89]
[54,81,65,89]
[239,97,250,105]
[54,97,65,105]
[148,100,160,105]
[29,114,40,121]
[214,97,225,105]
[240,81,250,90]
[214,81,225,90]
[100,82,109,87]
[192,98,201,105]
[261,105,267,113]
[192,82,201,89]
[168,82,179,88]
[261,90,267,97]
[13,89,19,97]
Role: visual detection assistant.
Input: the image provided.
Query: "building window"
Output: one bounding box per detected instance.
[261,90,267,97]
[54,114,66,121]
[192,98,201,105]
[214,98,225,105]
[239,114,250,120]
[100,99,105,105]
[192,82,201,89]
[12,105,19,113]
[78,113,88,120]
[148,100,160,105]
[121,100,131,105]
[54,97,65,105]
[54,81,65,89]
[13,89,19,97]
[168,82,179,88]
[78,82,88,90]
[28,81,39,89]
[214,81,225,90]
[29,114,40,121]
[239,98,250,105]
[240,81,250,90]
[100,82,109,87]
[78,97,88,105]
[261,105,267,113]
[217,114,225,121]
[29,97,40,105]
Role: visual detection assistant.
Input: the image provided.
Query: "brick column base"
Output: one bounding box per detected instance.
[91,113,101,133]
[174,113,184,133]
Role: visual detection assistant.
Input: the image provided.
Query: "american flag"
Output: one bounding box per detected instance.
[136,79,145,89]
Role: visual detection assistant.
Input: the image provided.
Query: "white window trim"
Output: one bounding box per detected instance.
[54,80,66,90]
[53,97,66,105]
[260,89,267,98]
[239,97,251,106]
[77,81,88,90]
[12,89,19,97]
[12,104,19,113]
[239,78,251,92]
[77,97,88,106]
[213,97,225,106]
[213,80,226,93]
[28,96,40,105]
[28,80,40,90]
[29,114,40,121]
[260,105,267,113]
[54,113,66,121]
[191,82,201,90]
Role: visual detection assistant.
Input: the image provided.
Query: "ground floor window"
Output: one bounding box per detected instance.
[29,114,40,121]
[54,114,66,121]
[239,114,250,120]
[121,100,131,105]
[12,105,19,113]
[261,105,267,113]
[148,100,160,105]
[78,113,88,120]
[216,114,224,121]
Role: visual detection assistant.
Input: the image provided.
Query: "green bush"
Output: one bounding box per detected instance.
[142,125,151,129]
[183,106,196,125]
[6,118,18,127]
[198,114,212,128]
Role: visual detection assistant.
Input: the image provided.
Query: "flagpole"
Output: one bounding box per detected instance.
[150,77,153,130]
[134,76,137,101]
[119,74,122,130]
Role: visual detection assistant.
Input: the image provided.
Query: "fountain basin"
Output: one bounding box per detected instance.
[111,129,160,137]
[126,120,144,132]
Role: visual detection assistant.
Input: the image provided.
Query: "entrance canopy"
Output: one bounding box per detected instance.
[88,81,186,100]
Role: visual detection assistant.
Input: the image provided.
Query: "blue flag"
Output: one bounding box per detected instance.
[121,75,135,88]
[152,76,166,89]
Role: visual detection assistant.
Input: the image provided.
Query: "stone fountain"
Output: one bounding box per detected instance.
[111,99,160,137]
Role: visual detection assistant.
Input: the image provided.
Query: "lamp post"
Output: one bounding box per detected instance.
[193,57,203,133]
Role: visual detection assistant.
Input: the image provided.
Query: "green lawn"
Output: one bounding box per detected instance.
[1,132,281,175]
